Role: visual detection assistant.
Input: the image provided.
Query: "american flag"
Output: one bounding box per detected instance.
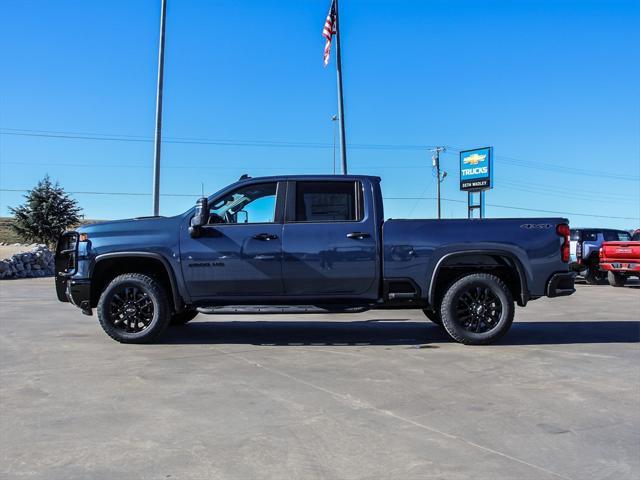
[322,0,336,66]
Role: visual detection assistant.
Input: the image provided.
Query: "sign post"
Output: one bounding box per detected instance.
[459,147,493,219]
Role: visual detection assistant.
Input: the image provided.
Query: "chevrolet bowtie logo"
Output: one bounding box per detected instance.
[463,153,486,165]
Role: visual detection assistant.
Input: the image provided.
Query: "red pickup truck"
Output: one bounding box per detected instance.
[600,229,640,286]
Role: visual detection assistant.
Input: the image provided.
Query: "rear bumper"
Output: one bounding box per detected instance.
[600,262,640,272]
[546,272,576,298]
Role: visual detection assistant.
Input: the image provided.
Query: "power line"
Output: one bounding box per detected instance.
[0,129,441,151]
[0,161,435,171]
[2,127,637,181]
[2,188,637,220]
[0,188,197,198]
[384,196,638,220]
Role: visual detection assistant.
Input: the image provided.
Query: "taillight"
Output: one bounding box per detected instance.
[556,223,570,262]
[599,247,603,261]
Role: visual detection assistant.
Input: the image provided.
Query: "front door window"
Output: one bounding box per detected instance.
[209,183,277,224]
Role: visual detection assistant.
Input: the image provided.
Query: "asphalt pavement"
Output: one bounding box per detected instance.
[1,278,639,480]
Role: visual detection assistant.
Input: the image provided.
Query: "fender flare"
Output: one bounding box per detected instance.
[92,252,185,311]
[428,249,530,307]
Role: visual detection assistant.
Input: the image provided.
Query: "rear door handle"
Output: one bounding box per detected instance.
[253,233,278,241]
[346,232,371,240]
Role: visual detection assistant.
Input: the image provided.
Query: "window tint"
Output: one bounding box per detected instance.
[209,183,277,224]
[295,181,360,222]
[603,230,631,241]
[582,231,598,241]
[570,230,581,241]
[633,231,640,241]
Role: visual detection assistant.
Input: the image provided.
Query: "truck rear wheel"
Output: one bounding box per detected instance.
[97,273,171,343]
[608,271,627,287]
[440,273,514,345]
[422,309,443,326]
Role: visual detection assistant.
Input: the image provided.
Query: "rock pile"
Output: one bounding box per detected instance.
[0,245,55,279]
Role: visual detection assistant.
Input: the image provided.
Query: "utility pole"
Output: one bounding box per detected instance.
[431,147,447,219]
[151,0,167,216]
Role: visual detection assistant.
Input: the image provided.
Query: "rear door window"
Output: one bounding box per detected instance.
[294,181,362,222]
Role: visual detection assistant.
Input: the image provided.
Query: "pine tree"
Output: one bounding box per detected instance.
[9,175,83,247]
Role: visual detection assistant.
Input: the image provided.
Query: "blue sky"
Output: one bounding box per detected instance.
[1,0,638,229]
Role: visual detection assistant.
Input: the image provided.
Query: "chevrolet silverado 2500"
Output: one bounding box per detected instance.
[55,175,575,345]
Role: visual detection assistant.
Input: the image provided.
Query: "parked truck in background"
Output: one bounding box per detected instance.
[55,175,575,345]
[569,228,633,284]
[599,229,640,287]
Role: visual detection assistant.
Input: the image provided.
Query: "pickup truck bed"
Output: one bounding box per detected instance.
[599,230,640,286]
[55,174,575,345]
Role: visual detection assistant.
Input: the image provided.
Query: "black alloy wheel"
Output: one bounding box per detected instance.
[440,273,514,345]
[454,285,502,334]
[108,286,155,333]
[97,273,170,343]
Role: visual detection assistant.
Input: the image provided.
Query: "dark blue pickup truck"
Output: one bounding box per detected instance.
[56,175,575,345]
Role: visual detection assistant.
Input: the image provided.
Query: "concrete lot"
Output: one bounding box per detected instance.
[1,279,639,480]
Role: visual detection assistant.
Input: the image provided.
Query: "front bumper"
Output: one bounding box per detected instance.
[56,275,92,314]
[546,272,576,298]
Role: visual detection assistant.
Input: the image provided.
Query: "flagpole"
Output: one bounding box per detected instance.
[334,0,348,175]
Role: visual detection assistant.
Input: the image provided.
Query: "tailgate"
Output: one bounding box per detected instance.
[601,241,640,261]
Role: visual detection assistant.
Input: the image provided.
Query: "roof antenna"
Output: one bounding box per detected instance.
[239,174,250,180]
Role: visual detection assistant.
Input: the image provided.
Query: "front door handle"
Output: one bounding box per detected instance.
[346,232,371,240]
[253,233,278,241]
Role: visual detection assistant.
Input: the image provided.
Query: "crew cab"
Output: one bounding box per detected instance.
[599,229,640,287]
[55,175,575,345]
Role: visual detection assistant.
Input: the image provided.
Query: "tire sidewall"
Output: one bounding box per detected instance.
[97,274,170,343]
[440,274,514,345]
[607,271,626,287]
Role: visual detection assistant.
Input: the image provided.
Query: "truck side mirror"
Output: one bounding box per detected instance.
[189,197,209,238]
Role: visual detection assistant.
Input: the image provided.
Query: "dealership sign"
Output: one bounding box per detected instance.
[460,147,493,191]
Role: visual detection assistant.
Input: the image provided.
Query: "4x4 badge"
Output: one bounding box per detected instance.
[520,223,553,229]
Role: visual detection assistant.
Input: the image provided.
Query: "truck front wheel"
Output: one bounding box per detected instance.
[440,273,514,345]
[97,273,171,343]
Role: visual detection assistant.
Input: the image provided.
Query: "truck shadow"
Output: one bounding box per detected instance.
[161,320,640,346]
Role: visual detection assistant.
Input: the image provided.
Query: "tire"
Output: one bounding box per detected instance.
[608,271,627,287]
[584,266,607,285]
[170,309,198,326]
[97,273,171,344]
[422,309,443,326]
[440,273,514,345]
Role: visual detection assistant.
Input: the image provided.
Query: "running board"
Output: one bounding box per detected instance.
[196,305,371,315]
